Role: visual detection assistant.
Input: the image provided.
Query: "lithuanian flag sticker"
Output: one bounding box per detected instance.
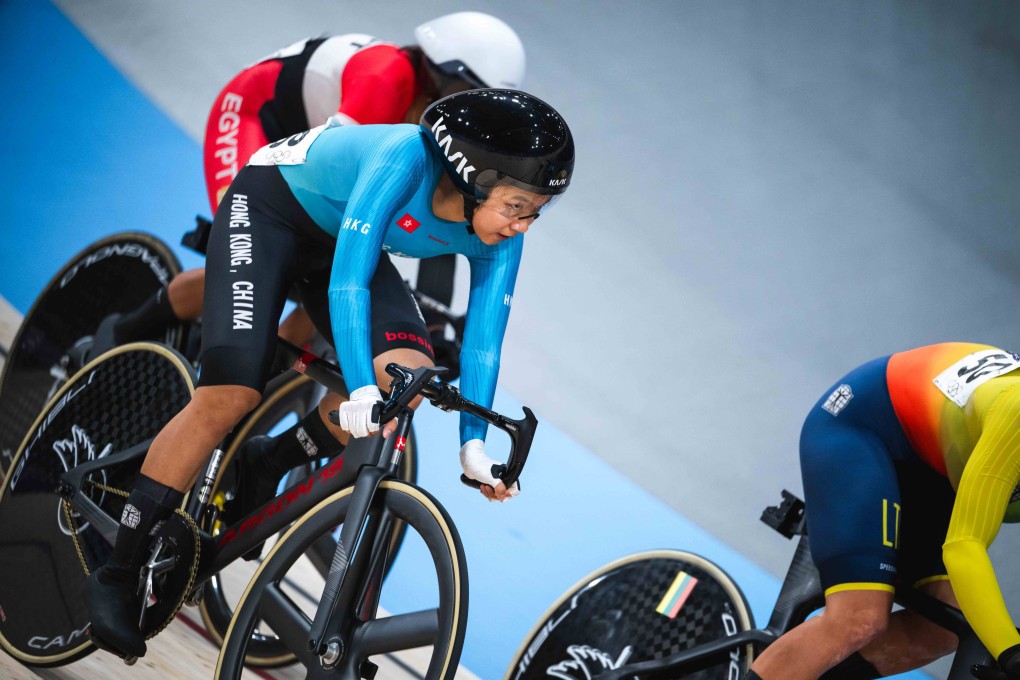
[656,570,699,618]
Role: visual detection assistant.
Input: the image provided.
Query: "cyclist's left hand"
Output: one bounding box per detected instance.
[459,439,519,502]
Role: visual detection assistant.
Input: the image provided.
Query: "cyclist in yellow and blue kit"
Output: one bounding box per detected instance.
[746,342,1020,680]
[85,88,575,660]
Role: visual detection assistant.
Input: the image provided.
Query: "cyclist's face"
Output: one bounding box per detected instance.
[471,185,548,245]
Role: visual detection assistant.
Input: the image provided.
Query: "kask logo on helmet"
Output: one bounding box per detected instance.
[430,117,476,183]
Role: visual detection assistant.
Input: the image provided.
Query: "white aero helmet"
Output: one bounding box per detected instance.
[414,12,526,90]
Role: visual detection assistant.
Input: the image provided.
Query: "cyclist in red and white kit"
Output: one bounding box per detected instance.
[204,12,525,209]
[93,11,526,367]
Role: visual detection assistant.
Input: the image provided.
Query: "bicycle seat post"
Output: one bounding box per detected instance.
[189,446,226,520]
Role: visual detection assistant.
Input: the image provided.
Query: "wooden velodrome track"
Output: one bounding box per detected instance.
[0,297,479,679]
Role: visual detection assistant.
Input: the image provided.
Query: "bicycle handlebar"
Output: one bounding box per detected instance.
[379,363,537,490]
[275,340,538,490]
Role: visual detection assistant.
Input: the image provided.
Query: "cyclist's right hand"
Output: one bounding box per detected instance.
[460,439,520,502]
[332,385,383,438]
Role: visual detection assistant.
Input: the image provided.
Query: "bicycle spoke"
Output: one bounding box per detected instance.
[259,582,317,667]
[354,608,441,655]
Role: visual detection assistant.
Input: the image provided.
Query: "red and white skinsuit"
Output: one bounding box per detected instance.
[203,34,425,211]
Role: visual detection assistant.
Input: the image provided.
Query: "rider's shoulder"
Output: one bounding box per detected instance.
[363,124,434,164]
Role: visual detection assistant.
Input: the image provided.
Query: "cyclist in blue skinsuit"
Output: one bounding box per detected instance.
[86,89,575,660]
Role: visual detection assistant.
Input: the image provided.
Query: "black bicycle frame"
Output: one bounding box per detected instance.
[59,338,538,666]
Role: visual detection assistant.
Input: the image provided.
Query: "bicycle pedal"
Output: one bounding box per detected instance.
[184,586,205,607]
[359,660,379,679]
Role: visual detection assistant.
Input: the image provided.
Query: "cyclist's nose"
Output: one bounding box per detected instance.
[509,219,530,234]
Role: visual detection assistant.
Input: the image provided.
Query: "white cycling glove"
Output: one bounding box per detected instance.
[459,439,520,498]
[334,385,383,438]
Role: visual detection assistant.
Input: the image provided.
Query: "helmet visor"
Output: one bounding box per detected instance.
[474,175,565,220]
[426,58,488,97]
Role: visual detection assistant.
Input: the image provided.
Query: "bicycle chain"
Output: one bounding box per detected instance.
[63,478,202,640]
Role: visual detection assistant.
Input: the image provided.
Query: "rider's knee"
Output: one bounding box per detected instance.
[834,608,889,649]
[922,624,958,658]
[373,348,434,407]
[191,385,261,425]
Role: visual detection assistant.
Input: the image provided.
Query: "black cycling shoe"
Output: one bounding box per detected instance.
[91,313,122,358]
[63,335,94,376]
[64,314,121,375]
[85,566,146,660]
[221,435,283,560]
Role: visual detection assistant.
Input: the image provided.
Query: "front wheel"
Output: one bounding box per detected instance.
[198,372,419,668]
[216,480,467,680]
[504,550,755,680]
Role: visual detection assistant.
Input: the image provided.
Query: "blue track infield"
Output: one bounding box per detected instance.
[0,1,931,677]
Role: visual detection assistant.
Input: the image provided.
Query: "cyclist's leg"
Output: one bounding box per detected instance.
[277,304,316,346]
[88,267,205,363]
[749,358,904,680]
[825,461,960,677]
[86,474,187,659]
[89,165,303,657]
[166,267,205,319]
[842,580,958,677]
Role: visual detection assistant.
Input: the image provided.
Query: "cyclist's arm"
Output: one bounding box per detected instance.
[458,240,522,444]
[942,385,1020,658]
[336,45,416,125]
[327,139,426,391]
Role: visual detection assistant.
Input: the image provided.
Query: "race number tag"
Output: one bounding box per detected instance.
[933,348,1020,407]
[248,124,327,167]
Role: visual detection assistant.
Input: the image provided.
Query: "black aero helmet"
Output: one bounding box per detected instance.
[420,89,575,219]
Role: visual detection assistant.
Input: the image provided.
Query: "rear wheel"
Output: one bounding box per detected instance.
[504,550,755,680]
[0,232,185,479]
[216,480,467,679]
[0,343,195,667]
